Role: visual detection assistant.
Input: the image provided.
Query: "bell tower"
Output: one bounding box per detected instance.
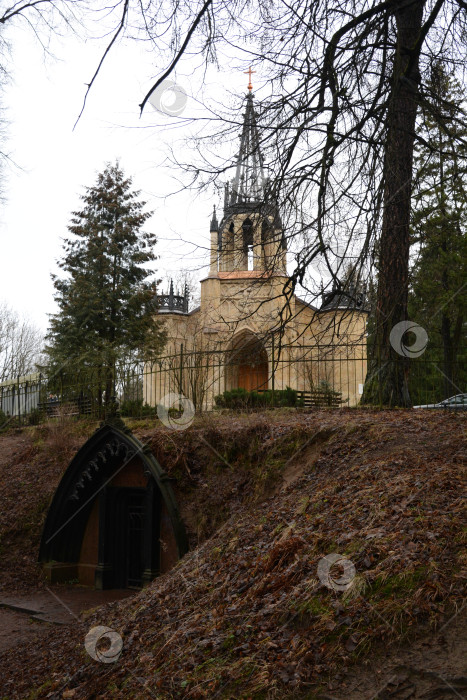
[209,87,286,276]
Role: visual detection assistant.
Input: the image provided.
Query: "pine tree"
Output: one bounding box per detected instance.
[46,162,166,405]
[409,65,467,401]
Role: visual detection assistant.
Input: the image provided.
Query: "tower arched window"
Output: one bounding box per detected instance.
[242,218,254,270]
[261,220,270,270]
[227,221,235,250]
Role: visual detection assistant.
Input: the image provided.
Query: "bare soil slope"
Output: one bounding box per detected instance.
[0,410,465,699]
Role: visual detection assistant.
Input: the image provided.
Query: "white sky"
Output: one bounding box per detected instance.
[0,22,251,333]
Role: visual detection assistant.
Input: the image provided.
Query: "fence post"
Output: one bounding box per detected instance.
[24,380,29,423]
[179,343,184,397]
[17,376,21,423]
[271,334,275,407]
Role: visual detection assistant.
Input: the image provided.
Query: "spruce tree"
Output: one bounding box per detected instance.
[409,65,467,401]
[46,162,166,405]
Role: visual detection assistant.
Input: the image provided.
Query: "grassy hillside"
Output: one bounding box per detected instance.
[0,410,465,698]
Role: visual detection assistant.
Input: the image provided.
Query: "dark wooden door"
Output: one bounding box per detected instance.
[126,491,145,588]
[106,487,146,589]
[238,362,268,391]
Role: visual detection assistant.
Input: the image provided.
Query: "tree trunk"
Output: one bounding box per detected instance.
[440,222,452,399]
[441,311,453,399]
[451,312,463,390]
[362,0,425,406]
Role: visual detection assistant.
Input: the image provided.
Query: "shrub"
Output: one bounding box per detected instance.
[214,386,303,409]
[120,398,156,418]
[28,408,43,426]
[315,380,344,406]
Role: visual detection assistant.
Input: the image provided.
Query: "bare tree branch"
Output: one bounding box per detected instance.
[139,0,213,115]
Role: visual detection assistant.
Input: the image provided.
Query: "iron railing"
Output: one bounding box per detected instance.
[0,343,465,425]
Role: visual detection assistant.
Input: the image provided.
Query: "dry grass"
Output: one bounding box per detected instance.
[0,410,465,698]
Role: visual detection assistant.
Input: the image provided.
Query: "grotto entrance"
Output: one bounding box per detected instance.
[39,423,188,589]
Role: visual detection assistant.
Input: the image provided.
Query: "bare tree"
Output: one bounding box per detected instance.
[3,0,467,405]
[0,2,85,36]
[117,0,465,406]
[0,302,43,381]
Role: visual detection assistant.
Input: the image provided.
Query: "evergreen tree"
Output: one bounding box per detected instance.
[409,66,467,401]
[46,162,166,405]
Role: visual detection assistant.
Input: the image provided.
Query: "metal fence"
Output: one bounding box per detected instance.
[0,373,42,420]
[0,343,465,426]
[141,342,368,412]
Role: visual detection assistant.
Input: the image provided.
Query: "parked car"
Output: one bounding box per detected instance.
[413,393,467,410]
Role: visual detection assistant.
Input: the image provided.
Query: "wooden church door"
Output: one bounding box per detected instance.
[238,361,268,391]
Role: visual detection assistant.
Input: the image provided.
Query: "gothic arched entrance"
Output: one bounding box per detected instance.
[226,332,269,392]
[39,424,188,589]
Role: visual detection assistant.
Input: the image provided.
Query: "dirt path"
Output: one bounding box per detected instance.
[0,432,32,464]
[0,587,134,653]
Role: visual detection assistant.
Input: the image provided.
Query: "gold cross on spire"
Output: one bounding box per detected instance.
[244,66,256,92]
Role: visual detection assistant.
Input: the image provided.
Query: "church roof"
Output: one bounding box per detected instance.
[219,91,281,228]
[319,285,367,312]
[295,296,319,312]
[229,91,265,206]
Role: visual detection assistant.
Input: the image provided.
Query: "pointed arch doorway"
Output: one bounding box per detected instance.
[39,424,188,589]
[226,332,269,392]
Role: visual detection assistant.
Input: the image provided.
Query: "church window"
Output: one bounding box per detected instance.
[242,218,254,270]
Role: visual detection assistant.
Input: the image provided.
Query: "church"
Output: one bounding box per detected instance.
[37,82,367,592]
[145,83,367,411]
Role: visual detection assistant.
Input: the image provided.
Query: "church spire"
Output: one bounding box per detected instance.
[229,91,265,206]
[210,205,218,232]
[213,85,286,276]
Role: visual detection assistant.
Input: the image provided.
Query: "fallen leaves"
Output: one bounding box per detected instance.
[0,410,465,698]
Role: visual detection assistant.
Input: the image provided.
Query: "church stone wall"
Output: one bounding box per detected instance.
[145,286,367,410]
[144,90,367,412]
